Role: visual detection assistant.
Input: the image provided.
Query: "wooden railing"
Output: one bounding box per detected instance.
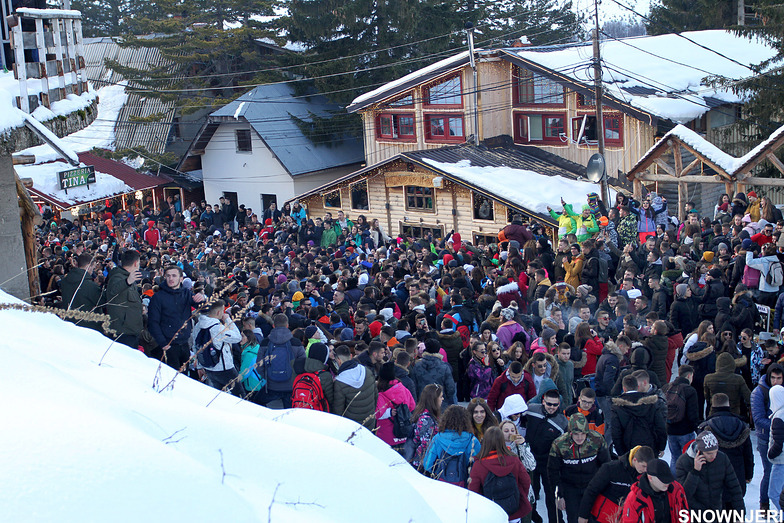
[5,7,88,113]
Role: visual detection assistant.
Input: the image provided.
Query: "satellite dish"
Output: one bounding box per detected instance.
[586,153,605,183]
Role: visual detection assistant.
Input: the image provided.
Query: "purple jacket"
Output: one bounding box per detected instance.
[497,321,523,351]
[467,357,494,399]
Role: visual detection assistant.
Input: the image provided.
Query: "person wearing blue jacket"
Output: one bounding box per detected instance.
[147,266,205,370]
[423,405,481,487]
[752,363,784,510]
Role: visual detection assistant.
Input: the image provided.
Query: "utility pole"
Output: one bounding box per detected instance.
[593,0,610,206]
[466,22,480,146]
[738,0,745,25]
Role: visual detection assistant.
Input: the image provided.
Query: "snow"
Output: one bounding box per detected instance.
[21,112,79,165]
[421,157,615,215]
[0,290,506,523]
[512,30,779,123]
[20,84,128,164]
[349,51,473,110]
[15,160,132,206]
[15,7,82,18]
[636,122,784,176]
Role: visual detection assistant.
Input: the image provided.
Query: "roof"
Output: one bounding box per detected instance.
[208,83,364,176]
[347,51,472,113]
[628,122,784,178]
[83,37,177,155]
[347,30,778,125]
[507,30,778,124]
[21,151,171,209]
[292,143,614,225]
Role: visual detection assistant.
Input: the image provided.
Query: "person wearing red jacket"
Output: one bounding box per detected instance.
[621,458,689,523]
[469,426,532,522]
[487,361,536,410]
[143,220,160,248]
[575,323,603,375]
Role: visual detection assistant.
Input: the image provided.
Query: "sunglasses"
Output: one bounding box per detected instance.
[544,401,559,408]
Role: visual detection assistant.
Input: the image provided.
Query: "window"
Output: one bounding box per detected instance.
[424,75,462,107]
[405,186,434,212]
[473,192,495,220]
[236,129,252,152]
[376,113,416,141]
[324,190,341,208]
[570,115,623,146]
[350,180,369,210]
[473,233,498,246]
[383,94,414,108]
[513,67,565,106]
[401,223,443,239]
[425,114,465,142]
[514,113,566,144]
[577,92,595,108]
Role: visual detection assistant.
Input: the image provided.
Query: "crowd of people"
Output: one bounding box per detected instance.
[36,188,784,522]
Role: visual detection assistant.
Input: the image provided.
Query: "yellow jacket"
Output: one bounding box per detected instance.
[563,254,584,288]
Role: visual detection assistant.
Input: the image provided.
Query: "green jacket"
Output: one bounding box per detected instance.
[105,266,143,337]
[59,267,103,331]
[240,343,264,392]
[321,227,337,248]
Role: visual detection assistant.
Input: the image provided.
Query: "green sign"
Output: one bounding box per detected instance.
[58,166,96,191]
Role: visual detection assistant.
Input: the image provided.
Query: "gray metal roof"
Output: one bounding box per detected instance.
[83,37,177,155]
[212,83,364,176]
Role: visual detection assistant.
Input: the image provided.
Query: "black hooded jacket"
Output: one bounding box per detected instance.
[610,345,662,396]
[698,407,754,489]
[610,391,667,455]
[578,451,642,519]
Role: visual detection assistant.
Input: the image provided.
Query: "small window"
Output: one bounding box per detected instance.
[405,186,434,212]
[514,113,566,144]
[571,115,623,146]
[351,180,369,210]
[236,129,252,152]
[324,190,341,208]
[513,67,565,106]
[425,114,465,142]
[377,113,416,141]
[384,94,414,108]
[577,92,595,108]
[473,192,495,220]
[473,233,498,246]
[401,223,443,239]
[424,75,462,107]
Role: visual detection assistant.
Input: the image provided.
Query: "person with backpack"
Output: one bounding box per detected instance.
[611,375,667,457]
[548,412,611,523]
[333,344,377,430]
[193,300,245,396]
[703,352,752,420]
[752,364,784,511]
[291,342,333,412]
[662,365,699,473]
[239,329,264,404]
[595,340,624,446]
[469,426,533,522]
[422,405,481,487]
[404,383,442,471]
[375,361,416,448]
[746,242,783,308]
[254,313,306,408]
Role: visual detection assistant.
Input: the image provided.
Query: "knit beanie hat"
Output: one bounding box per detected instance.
[424,338,441,354]
[379,361,396,382]
[304,325,319,339]
[695,430,719,453]
[675,284,688,298]
[541,327,556,341]
[308,343,329,366]
[369,320,384,338]
[501,308,515,321]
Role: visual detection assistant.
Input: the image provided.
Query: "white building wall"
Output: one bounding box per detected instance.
[201,122,294,211]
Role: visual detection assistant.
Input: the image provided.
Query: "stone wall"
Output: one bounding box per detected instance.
[0,99,99,156]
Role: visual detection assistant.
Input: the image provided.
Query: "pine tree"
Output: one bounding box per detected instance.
[479,0,583,46]
[646,0,736,35]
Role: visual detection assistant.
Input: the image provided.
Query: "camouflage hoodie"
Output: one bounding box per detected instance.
[547,412,611,490]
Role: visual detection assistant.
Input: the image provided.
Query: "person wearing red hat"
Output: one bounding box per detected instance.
[143,220,160,248]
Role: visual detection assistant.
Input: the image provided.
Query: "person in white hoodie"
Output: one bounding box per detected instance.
[746,242,782,307]
[193,300,244,396]
[496,393,529,436]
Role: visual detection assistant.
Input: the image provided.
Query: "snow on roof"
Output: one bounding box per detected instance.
[17,159,132,206]
[14,7,82,18]
[349,51,472,110]
[0,291,506,522]
[20,84,128,164]
[421,157,615,214]
[635,122,784,175]
[512,30,778,123]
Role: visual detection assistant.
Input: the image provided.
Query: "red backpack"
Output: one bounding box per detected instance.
[291,372,329,412]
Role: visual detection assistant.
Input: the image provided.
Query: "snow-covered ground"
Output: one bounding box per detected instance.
[0,291,505,522]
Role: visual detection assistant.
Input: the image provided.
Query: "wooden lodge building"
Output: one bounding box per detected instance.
[291,30,775,237]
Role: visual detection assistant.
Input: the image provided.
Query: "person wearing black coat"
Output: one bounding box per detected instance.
[714,297,734,335]
[611,345,661,396]
[611,376,667,456]
[698,397,754,500]
[577,446,656,522]
[644,322,669,386]
[669,284,699,340]
[699,270,725,319]
[663,367,700,471]
[393,357,417,402]
[59,254,103,332]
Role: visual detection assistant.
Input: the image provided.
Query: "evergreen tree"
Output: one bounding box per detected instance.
[646,0,736,35]
[479,0,583,46]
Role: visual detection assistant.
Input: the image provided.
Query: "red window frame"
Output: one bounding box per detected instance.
[570,114,623,147]
[376,113,416,141]
[512,66,565,107]
[513,112,567,144]
[423,74,463,108]
[424,114,466,143]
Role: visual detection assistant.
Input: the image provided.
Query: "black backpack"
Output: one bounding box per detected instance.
[195,325,223,368]
[392,402,413,439]
[482,470,520,515]
[664,383,687,424]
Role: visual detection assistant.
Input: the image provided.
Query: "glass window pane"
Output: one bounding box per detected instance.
[428,76,461,105]
[399,116,414,136]
[430,117,445,136]
[380,116,392,136]
[545,117,564,138]
[528,115,543,141]
[448,118,463,137]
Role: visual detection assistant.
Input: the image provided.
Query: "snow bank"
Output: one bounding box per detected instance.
[422,157,615,214]
[16,160,132,206]
[0,291,505,522]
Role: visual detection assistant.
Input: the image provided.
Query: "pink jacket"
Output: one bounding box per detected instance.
[376,381,416,446]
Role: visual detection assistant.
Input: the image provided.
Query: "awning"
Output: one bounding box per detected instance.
[20,151,172,210]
